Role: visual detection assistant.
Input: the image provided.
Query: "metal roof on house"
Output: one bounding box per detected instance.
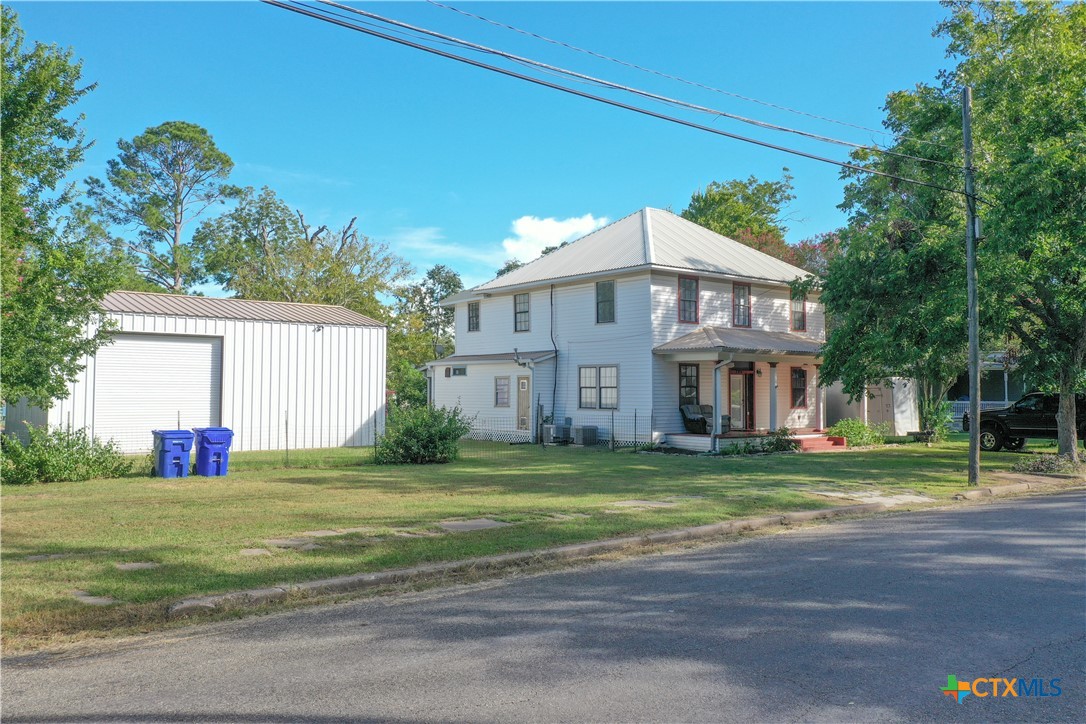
[102,291,385,327]
[467,208,812,295]
[654,327,823,357]
[428,350,556,366]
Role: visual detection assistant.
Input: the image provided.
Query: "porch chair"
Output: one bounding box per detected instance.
[680,404,714,435]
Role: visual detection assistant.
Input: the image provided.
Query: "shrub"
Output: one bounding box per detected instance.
[763,426,800,453]
[826,418,889,447]
[374,405,473,464]
[719,439,764,456]
[925,401,954,443]
[1011,454,1082,475]
[1,425,133,484]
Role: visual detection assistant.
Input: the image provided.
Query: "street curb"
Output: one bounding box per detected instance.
[166,503,887,618]
[953,477,1084,501]
[167,479,1084,619]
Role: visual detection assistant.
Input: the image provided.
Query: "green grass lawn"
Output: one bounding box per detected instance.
[1,438,1021,652]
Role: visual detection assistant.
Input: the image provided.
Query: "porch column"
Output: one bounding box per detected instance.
[768,362,778,430]
[861,385,869,424]
[712,364,722,452]
[1003,368,1009,404]
[814,364,825,431]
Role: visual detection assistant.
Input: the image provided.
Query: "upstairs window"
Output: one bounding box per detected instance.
[514,293,530,332]
[467,301,480,332]
[596,280,615,324]
[679,276,699,323]
[733,283,751,327]
[791,367,808,408]
[791,295,806,332]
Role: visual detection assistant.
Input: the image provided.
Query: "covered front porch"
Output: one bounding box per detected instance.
[654,327,827,453]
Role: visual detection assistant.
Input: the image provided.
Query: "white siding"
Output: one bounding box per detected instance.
[10,312,385,453]
[444,268,828,440]
[650,271,826,344]
[433,361,525,430]
[439,273,656,439]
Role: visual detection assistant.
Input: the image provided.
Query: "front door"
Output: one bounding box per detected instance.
[729,372,755,431]
[516,375,530,431]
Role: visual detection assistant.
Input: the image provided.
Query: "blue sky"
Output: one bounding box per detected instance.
[15,1,951,289]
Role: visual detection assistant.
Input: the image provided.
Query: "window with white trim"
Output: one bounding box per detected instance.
[467,301,480,332]
[679,276,699,323]
[514,293,530,332]
[733,283,751,327]
[494,376,510,407]
[790,295,806,332]
[579,365,619,409]
[596,280,615,323]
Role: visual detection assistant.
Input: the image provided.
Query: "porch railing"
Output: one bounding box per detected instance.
[949,400,1009,430]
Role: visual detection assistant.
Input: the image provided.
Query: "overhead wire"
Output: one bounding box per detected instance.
[312,0,960,171]
[425,0,961,153]
[261,0,977,201]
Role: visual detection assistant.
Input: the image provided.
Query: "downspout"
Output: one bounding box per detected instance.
[711,353,734,453]
[550,284,558,421]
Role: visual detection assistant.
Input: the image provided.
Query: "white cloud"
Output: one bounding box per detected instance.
[385,213,610,287]
[390,226,498,266]
[501,214,609,262]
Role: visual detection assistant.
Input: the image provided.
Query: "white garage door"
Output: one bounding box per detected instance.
[94,334,223,453]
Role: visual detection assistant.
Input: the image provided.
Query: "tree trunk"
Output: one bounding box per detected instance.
[1057,375,1079,462]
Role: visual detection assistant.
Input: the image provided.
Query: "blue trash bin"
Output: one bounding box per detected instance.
[192,427,234,476]
[152,430,195,478]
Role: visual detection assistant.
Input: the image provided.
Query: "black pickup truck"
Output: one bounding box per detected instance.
[962,392,1086,452]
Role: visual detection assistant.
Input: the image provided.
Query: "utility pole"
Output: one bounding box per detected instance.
[963,86,981,485]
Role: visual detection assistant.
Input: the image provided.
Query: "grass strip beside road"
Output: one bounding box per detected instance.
[1,438,1017,652]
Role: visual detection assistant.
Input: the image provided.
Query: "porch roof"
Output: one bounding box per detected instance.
[653,327,823,357]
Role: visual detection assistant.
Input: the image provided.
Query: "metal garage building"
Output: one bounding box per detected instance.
[5,291,387,453]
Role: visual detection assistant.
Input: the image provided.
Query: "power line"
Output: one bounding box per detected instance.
[261,0,973,200]
[310,0,960,171]
[426,0,960,153]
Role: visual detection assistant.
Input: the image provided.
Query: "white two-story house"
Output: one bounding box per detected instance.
[427,207,836,451]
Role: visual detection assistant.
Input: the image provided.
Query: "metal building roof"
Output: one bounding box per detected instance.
[102,291,385,327]
[654,327,823,357]
[469,208,812,294]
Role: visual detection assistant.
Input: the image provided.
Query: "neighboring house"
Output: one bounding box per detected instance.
[426,208,836,451]
[5,291,386,453]
[945,351,1031,429]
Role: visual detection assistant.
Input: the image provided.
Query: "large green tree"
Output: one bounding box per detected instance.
[816,85,974,433]
[195,186,410,320]
[386,265,463,408]
[1,8,122,406]
[86,121,235,293]
[680,172,837,274]
[397,264,462,348]
[681,171,795,241]
[939,0,1086,459]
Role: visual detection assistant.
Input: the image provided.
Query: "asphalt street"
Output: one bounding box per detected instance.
[4,491,1084,723]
